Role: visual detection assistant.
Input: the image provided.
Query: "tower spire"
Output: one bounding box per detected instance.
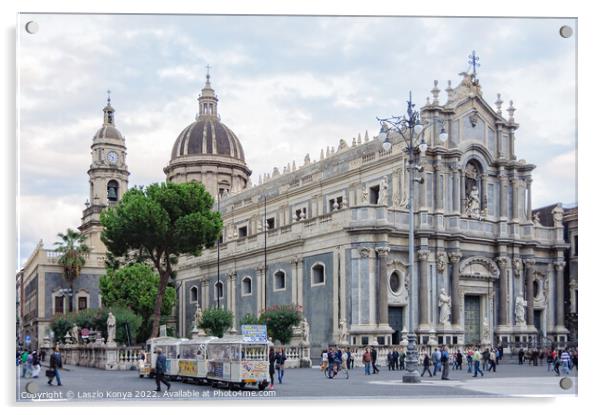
[103,89,115,126]
[198,65,218,118]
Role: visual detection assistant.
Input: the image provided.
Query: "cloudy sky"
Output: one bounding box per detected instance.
[17,14,576,267]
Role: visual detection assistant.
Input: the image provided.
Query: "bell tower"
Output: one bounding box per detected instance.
[79,91,130,252]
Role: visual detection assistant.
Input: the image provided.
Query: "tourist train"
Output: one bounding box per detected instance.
[139,334,271,390]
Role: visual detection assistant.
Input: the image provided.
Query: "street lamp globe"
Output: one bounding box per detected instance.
[418,139,428,154]
[414,123,423,135]
[382,137,392,152]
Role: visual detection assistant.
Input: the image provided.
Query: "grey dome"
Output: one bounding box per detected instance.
[170,116,245,162]
[94,125,123,140]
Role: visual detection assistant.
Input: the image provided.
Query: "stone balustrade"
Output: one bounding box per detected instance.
[41,342,142,371]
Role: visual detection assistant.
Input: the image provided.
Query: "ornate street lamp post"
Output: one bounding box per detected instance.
[377,92,447,383]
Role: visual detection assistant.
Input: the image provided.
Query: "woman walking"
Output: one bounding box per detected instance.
[268,347,276,390]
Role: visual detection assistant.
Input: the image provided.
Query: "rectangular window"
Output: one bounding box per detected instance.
[295,207,307,221]
[328,196,343,212]
[238,226,247,238]
[78,296,88,311]
[369,186,379,204]
[54,296,64,314]
[266,217,275,230]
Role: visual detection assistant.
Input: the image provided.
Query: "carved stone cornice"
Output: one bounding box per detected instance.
[495,256,510,268]
[228,272,237,281]
[417,249,430,262]
[554,261,566,272]
[387,259,408,270]
[375,246,391,256]
[512,258,523,273]
[448,251,462,264]
[524,258,536,269]
[436,252,448,273]
[290,256,302,265]
[359,247,372,258]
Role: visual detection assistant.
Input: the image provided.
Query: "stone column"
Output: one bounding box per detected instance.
[376,247,390,325]
[418,249,430,327]
[449,251,462,326]
[229,272,237,331]
[511,176,519,222]
[554,260,566,329]
[419,171,427,211]
[201,280,209,310]
[481,173,488,214]
[434,160,442,212]
[526,177,533,220]
[525,258,536,326]
[495,256,510,326]
[499,171,508,219]
[452,165,460,214]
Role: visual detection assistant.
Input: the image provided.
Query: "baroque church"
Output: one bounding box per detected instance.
[18,67,575,356]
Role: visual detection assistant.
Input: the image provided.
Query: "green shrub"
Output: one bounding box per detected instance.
[50,316,73,343]
[259,304,302,344]
[94,306,143,346]
[199,307,233,338]
[240,313,259,328]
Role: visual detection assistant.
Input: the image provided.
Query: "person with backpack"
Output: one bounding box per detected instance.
[362,348,371,375]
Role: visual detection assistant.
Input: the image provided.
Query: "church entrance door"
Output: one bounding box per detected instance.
[464,295,481,345]
[388,306,404,345]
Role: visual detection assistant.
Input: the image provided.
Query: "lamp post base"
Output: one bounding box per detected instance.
[402,332,421,384]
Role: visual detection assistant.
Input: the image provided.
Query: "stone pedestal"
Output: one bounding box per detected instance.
[105,346,118,370]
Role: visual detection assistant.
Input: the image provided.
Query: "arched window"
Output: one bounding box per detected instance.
[311,263,325,286]
[190,286,198,303]
[389,271,401,294]
[273,270,286,291]
[107,180,119,202]
[76,290,90,311]
[241,276,252,296]
[215,281,224,300]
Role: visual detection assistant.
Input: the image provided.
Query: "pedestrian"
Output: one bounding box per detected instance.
[275,348,287,384]
[571,349,578,371]
[25,351,34,378]
[268,347,276,389]
[466,348,473,373]
[48,346,63,386]
[370,346,379,374]
[441,346,450,380]
[518,348,525,365]
[20,349,29,378]
[498,347,504,362]
[154,347,171,392]
[362,348,372,375]
[399,349,406,370]
[346,347,353,370]
[487,348,497,373]
[327,347,336,378]
[392,349,399,371]
[482,348,490,371]
[560,348,571,376]
[547,349,554,372]
[31,351,41,378]
[432,347,441,375]
[320,349,328,373]
[495,347,500,365]
[455,349,463,371]
[387,351,394,371]
[420,351,432,377]
[40,349,46,362]
[472,348,484,377]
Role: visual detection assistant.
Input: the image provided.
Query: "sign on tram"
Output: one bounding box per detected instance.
[241,325,267,342]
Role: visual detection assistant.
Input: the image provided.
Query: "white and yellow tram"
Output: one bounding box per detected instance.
[205,335,270,390]
[176,336,217,383]
[139,336,188,379]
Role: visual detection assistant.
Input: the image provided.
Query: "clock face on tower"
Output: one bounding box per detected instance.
[106,151,118,164]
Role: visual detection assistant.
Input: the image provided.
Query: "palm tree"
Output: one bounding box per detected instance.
[54,228,90,312]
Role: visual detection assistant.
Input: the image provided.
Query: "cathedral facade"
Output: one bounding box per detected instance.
[18,68,574,356]
[169,71,571,356]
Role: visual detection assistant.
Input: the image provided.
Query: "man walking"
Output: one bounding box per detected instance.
[154,348,171,392]
[420,351,432,377]
[370,346,379,374]
[48,346,63,386]
[362,348,371,375]
[472,348,484,377]
[432,348,441,376]
[518,348,525,365]
[392,349,399,371]
[399,349,406,370]
[441,346,450,380]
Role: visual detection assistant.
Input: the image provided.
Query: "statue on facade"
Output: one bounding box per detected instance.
[436,252,448,274]
[482,317,490,341]
[338,319,349,344]
[438,288,452,325]
[301,317,310,344]
[532,211,541,225]
[377,177,388,205]
[338,139,348,151]
[512,258,523,277]
[515,296,526,325]
[70,323,80,344]
[361,185,369,205]
[552,204,564,227]
[304,153,311,166]
[106,312,116,345]
[465,185,481,218]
